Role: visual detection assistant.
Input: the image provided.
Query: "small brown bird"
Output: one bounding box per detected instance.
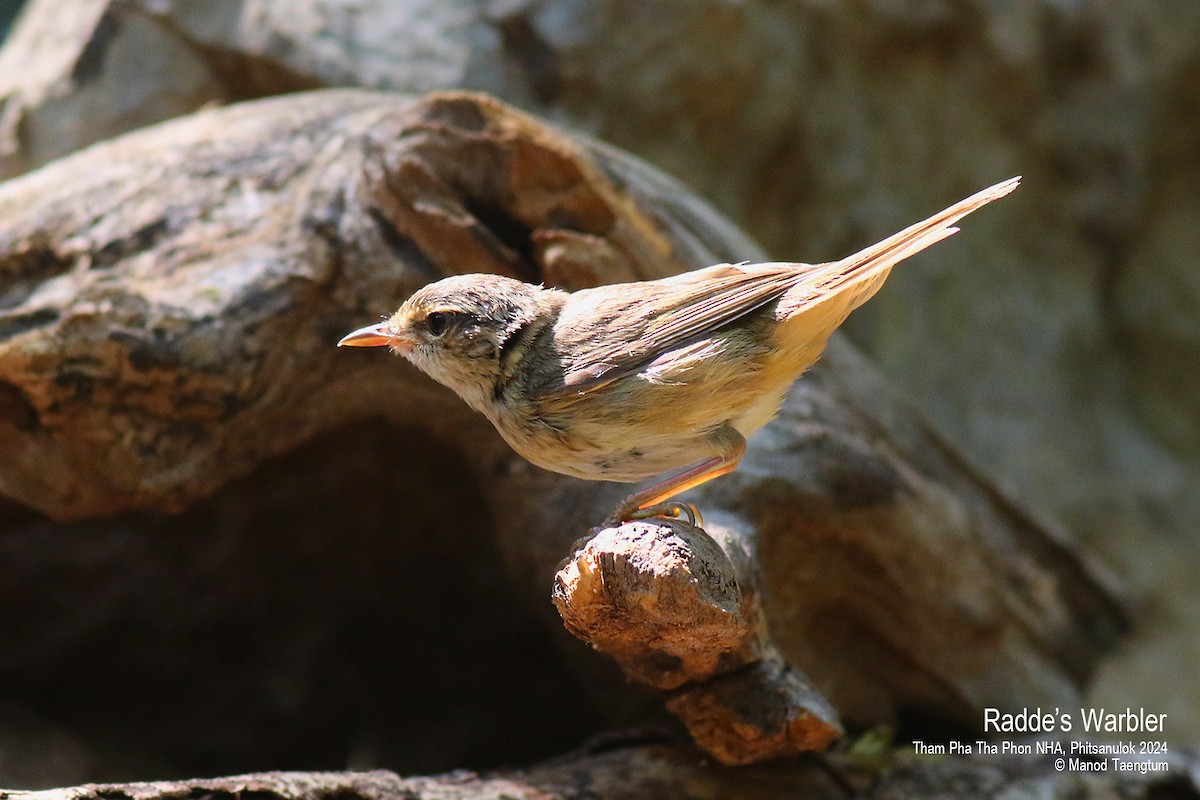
[340,178,1019,525]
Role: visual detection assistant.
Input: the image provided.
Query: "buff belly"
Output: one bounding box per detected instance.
[488,366,794,483]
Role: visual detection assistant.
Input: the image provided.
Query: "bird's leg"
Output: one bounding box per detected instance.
[607,426,747,527]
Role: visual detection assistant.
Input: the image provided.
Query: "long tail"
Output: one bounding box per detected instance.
[777,177,1020,350]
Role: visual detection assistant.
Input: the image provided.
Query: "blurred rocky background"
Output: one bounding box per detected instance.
[0,0,1196,791]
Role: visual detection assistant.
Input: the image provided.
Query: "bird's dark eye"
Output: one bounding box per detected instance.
[425,311,450,337]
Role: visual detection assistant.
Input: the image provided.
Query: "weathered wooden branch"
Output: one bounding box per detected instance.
[0,89,1124,770]
[554,520,761,692]
[553,518,841,763]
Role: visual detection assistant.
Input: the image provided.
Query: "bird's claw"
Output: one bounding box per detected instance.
[606,500,703,529]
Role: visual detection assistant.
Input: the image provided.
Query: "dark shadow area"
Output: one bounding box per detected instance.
[0,419,605,786]
[0,0,25,43]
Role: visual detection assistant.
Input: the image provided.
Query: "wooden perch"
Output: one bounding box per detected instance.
[553,518,841,763]
[553,519,760,692]
[0,89,1125,768]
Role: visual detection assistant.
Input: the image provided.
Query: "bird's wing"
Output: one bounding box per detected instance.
[545,263,800,397]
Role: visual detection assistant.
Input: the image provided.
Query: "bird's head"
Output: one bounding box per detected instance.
[339,273,560,413]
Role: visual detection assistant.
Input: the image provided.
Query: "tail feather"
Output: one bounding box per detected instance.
[777,177,1020,349]
[824,176,1019,301]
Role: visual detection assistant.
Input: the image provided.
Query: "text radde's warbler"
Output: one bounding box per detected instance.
[339,178,1019,525]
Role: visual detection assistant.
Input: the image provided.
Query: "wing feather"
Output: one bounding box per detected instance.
[550,263,800,396]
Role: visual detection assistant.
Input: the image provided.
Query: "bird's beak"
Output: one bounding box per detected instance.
[337,322,413,352]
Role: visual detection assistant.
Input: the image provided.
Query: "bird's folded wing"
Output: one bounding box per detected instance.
[545,263,801,398]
